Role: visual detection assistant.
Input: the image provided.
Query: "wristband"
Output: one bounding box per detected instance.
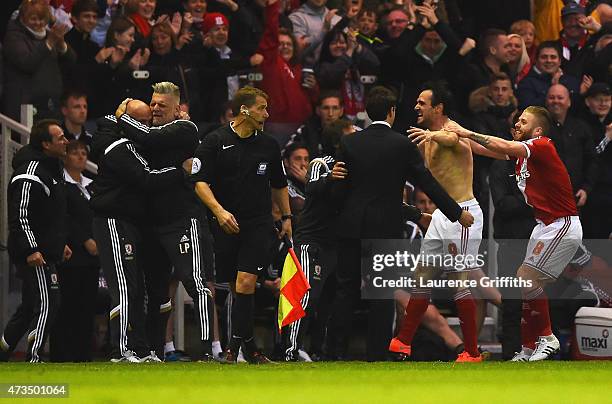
[281,214,293,221]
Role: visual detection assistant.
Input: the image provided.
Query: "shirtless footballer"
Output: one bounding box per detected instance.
[389,82,503,363]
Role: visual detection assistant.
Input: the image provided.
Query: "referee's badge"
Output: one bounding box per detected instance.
[50,273,58,284]
[192,158,202,174]
[257,162,268,175]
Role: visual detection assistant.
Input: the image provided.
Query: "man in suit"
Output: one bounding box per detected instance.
[330,86,474,361]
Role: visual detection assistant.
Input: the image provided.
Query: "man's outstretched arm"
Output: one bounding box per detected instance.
[444,120,528,158]
[407,128,459,147]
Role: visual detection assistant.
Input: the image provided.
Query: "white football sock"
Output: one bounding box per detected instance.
[164,341,175,354]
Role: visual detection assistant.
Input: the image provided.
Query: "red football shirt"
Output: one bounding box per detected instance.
[515,136,578,225]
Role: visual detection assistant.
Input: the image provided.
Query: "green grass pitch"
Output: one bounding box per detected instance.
[2,361,612,403]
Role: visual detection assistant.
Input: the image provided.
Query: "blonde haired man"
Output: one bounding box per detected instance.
[116,82,218,362]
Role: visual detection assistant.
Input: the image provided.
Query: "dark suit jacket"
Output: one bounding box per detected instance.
[334,123,462,239]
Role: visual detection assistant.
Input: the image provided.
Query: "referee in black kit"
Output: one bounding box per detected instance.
[192,87,291,364]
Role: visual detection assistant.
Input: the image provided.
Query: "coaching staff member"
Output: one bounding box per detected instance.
[330,86,474,361]
[116,82,216,361]
[1,120,71,363]
[193,87,291,364]
[90,100,192,362]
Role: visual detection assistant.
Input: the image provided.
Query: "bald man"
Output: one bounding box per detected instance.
[90,101,192,363]
[545,84,597,208]
[119,99,153,125]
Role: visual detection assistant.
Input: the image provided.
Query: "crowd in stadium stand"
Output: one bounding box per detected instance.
[0,0,611,363]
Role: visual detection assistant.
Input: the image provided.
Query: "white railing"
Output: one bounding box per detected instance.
[0,106,98,327]
[0,110,31,328]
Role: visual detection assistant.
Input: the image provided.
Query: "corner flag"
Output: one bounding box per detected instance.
[277,240,310,331]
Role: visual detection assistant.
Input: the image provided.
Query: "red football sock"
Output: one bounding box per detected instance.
[396,290,430,345]
[521,301,537,350]
[524,287,553,338]
[454,289,479,357]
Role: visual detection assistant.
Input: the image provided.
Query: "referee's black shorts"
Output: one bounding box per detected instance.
[212,218,276,283]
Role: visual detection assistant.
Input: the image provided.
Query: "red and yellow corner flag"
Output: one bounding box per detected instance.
[278,245,310,331]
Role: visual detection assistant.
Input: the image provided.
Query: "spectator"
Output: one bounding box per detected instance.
[468,73,517,238]
[258,0,318,136]
[285,91,345,158]
[380,3,464,128]
[2,0,76,120]
[554,2,597,78]
[580,82,612,144]
[62,0,114,118]
[545,83,597,209]
[90,0,120,47]
[124,0,157,42]
[509,19,537,63]
[288,0,341,62]
[507,34,531,84]
[64,0,100,62]
[176,0,207,58]
[582,121,612,239]
[60,90,93,149]
[197,100,233,138]
[339,0,362,19]
[382,7,412,41]
[401,187,436,240]
[356,9,384,53]
[466,29,512,92]
[183,0,207,25]
[318,117,355,156]
[469,73,517,140]
[406,5,465,127]
[226,0,267,60]
[582,23,612,84]
[144,22,202,120]
[50,140,99,362]
[103,16,139,66]
[99,16,150,116]
[516,41,580,110]
[532,0,564,42]
[9,0,74,29]
[197,12,261,122]
[316,20,380,122]
[0,43,3,102]
[378,7,415,94]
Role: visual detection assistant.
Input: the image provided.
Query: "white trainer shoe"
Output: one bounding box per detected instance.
[237,348,247,363]
[110,350,141,363]
[510,346,534,362]
[298,349,313,362]
[140,351,163,363]
[528,335,560,361]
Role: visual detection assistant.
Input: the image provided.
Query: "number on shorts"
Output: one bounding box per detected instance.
[448,242,458,256]
[532,241,545,255]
